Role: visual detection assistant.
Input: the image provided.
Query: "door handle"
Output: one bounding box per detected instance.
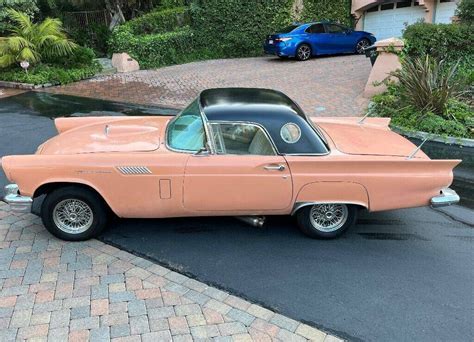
[264,164,285,171]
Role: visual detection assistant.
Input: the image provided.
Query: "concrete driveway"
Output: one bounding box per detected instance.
[44,55,371,118]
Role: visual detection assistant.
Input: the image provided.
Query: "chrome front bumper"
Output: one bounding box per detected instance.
[3,184,33,213]
[431,188,460,208]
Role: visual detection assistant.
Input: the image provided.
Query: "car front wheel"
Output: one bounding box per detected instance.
[296,203,357,239]
[41,186,108,241]
[296,44,312,61]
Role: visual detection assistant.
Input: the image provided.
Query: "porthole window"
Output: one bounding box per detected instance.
[280,123,301,144]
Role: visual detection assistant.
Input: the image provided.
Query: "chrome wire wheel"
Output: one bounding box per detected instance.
[53,199,93,234]
[356,39,370,54]
[297,45,311,60]
[309,204,349,232]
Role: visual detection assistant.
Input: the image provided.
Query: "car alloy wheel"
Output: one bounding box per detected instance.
[356,39,370,54]
[297,45,311,61]
[53,199,94,234]
[309,203,348,232]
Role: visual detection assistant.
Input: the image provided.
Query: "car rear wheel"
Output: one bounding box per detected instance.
[296,44,312,61]
[356,38,370,54]
[296,203,357,239]
[41,186,108,241]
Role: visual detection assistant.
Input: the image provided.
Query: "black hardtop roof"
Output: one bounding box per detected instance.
[198,88,329,155]
[199,88,306,121]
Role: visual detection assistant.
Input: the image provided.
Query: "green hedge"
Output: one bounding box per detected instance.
[126,6,190,34]
[300,0,352,26]
[190,0,352,57]
[403,22,474,64]
[109,0,352,68]
[109,26,197,69]
[0,62,102,85]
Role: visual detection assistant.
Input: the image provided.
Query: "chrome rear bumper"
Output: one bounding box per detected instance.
[431,188,460,208]
[3,184,33,213]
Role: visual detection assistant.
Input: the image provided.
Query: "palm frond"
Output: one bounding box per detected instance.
[6,9,33,33]
[18,47,39,63]
[0,54,17,68]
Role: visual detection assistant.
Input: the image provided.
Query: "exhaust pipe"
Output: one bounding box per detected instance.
[235,216,266,228]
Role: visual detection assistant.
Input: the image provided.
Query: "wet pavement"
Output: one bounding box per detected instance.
[1,91,473,341]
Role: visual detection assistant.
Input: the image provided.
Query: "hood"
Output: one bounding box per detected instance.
[315,118,427,158]
[39,118,162,155]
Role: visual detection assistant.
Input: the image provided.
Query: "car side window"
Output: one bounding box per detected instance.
[167,100,205,152]
[326,24,345,34]
[210,122,275,156]
[307,24,325,34]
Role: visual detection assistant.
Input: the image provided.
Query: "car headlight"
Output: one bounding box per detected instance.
[275,37,292,42]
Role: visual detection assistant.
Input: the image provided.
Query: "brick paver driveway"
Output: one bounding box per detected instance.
[0,202,341,342]
[45,55,371,117]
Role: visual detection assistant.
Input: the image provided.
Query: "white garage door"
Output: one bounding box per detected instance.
[363,1,426,40]
[435,0,458,23]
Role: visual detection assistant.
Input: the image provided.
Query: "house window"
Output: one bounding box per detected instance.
[381,3,395,10]
[366,5,379,12]
[396,1,412,8]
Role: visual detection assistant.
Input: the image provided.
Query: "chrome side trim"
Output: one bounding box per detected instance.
[431,188,460,208]
[117,166,152,175]
[3,184,33,213]
[291,201,367,215]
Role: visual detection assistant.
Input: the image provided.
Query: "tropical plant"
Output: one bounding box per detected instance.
[0,9,77,68]
[391,55,461,119]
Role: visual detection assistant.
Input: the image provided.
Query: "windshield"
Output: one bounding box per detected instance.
[277,25,299,33]
[167,100,205,152]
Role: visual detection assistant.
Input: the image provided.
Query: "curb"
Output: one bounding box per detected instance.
[391,125,474,148]
[0,80,56,90]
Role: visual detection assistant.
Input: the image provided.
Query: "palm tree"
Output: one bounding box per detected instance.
[0,9,77,68]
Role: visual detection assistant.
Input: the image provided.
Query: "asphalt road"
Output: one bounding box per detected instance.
[1,92,473,341]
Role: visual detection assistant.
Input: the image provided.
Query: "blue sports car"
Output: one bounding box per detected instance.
[264,21,376,61]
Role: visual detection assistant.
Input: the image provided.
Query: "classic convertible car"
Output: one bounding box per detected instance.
[1,88,460,241]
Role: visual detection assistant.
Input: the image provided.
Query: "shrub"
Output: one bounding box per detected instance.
[370,86,472,139]
[126,6,190,34]
[45,46,96,67]
[0,0,38,34]
[402,22,474,64]
[109,26,196,69]
[456,0,474,25]
[0,62,101,85]
[67,23,111,57]
[391,56,461,118]
[0,9,77,68]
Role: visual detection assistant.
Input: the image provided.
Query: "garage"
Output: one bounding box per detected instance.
[363,1,427,40]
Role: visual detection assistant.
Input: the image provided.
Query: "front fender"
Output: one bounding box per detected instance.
[293,181,369,214]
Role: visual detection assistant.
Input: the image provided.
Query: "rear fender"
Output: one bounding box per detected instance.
[293,181,369,214]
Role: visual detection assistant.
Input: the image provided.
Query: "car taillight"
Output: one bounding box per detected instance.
[275,37,292,42]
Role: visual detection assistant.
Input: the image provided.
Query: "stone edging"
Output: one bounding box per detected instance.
[391,125,474,148]
[0,80,57,90]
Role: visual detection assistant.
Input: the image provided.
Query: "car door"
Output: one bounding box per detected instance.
[324,23,354,53]
[306,23,330,54]
[183,122,292,212]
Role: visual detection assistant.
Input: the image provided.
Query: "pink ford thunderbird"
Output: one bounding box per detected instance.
[1,88,460,240]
